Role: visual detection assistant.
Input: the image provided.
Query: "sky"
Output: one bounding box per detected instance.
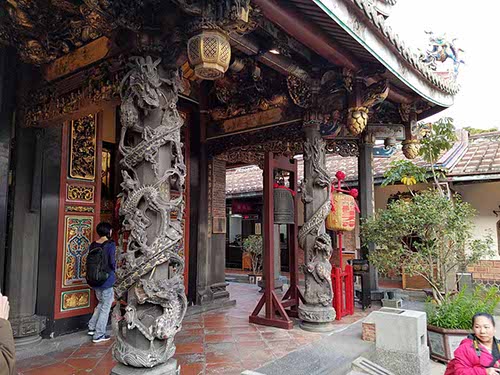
[386,1,499,130]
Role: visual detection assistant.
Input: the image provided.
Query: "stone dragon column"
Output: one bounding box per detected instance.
[111,56,187,375]
[298,119,336,332]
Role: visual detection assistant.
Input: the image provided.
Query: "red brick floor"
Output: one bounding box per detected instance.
[16,283,375,375]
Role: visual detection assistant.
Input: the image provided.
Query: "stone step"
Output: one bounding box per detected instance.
[351,357,395,375]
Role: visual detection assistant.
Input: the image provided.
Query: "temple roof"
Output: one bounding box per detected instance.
[225,131,500,197]
[285,0,458,109]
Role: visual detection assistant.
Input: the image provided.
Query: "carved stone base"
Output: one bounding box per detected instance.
[14,334,42,347]
[197,283,231,305]
[111,359,179,375]
[299,305,336,332]
[10,314,46,346]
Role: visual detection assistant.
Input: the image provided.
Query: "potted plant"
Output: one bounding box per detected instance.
[243,235,263,284]
[426,286,500,362]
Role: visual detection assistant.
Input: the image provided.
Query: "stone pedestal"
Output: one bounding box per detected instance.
[381,298,402,309]
[299,304,336,332]
[111,359,179,375]
[370,307,430,375]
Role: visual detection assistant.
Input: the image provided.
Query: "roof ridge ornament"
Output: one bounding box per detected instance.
[419,31,465,82]
[349,0,461,95]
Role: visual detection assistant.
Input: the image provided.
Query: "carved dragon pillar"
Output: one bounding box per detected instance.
[111,56,186,374]
[298,116,336,332]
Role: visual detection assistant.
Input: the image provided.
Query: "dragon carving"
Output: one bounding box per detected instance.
[298,127,335,319]
[112,56,186,371]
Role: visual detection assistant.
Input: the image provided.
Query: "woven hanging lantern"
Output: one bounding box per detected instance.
[326,192,356,231]
[187,29,231,80]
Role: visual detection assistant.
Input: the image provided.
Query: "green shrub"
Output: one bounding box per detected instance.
[426,286,500,329]
[243,235,263,274]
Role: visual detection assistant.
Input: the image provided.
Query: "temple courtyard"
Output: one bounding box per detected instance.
[13,282,449,375]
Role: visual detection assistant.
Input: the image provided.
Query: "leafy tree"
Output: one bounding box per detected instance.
[418,117,456,193]
[362,190,493,304]
[382,159,427,191]
[243,235,263,274]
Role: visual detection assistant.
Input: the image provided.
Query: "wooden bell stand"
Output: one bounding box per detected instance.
[330,173,355,320]
[249,152,304,329]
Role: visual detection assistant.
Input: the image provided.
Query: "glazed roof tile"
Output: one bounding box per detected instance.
[226,132,500,195]
[449,132,500,176]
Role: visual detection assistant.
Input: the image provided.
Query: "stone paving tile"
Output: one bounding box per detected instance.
[15,283,375,375]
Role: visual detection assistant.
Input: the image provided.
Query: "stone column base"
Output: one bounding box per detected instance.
[10,314,46,347]
[111,359,179,375]
[299,304,336,332]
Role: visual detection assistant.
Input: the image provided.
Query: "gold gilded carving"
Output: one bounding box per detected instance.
[67,185,95,202]
[222,107,283,134]
[65,206,95,213]
[61,289,91,311]
[70,114,97,180]
[44,37,112,82]
[22,59,123,127]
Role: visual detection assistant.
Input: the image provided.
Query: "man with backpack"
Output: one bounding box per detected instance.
[86,222,116,343]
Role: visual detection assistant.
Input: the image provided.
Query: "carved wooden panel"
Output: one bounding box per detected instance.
[66,184,95,203]
[69,114,97,180]
[65,205,95,213]
[61,289,91,311]
[62,215,93,288]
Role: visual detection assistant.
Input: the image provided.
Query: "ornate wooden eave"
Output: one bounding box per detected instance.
[252,0,456,117]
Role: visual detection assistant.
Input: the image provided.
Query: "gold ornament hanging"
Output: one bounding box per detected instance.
[347,107,369,136]
[187,29,231,80]
[402,139,420,159]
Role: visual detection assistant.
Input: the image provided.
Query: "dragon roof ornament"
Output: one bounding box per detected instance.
[351,0,460,95]
[419,31,465,81]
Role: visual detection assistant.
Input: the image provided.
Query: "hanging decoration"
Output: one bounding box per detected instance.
[326,171,359,231]
[187,27,231,80]
[273,171,295,225]
[327,170,357,321]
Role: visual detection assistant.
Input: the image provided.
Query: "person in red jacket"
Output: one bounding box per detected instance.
[445,313,500,375]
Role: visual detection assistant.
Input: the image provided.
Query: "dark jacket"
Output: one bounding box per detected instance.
[0,318,15,375]
[89,240,116,290]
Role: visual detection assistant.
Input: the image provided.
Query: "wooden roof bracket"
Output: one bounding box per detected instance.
[253,0,415,104]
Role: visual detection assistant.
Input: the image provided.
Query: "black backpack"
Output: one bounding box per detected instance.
[86,243,109,287]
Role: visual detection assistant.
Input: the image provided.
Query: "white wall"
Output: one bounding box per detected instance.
[373,181,500,260]
[452,181,500,259]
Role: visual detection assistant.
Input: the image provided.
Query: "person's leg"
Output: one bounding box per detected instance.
[88,289,103,333]
[94,287,114,339]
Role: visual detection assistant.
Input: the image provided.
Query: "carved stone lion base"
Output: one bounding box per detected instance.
[299,304,336,332]
[111,359,179,375]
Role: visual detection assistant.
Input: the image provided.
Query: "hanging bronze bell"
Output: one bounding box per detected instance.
[274,188,295,224]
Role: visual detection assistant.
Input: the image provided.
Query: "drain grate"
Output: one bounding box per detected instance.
[352,357,395,375]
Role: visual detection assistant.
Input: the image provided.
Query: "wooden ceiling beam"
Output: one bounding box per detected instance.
[252,0,415,104]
